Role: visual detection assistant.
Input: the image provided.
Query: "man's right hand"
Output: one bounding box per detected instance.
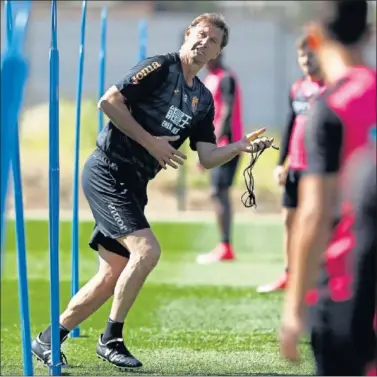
[273,165,287,186]
[145,135,187,170]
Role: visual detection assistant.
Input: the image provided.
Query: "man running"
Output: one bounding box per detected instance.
[257,36,326,293]
[279,1,376,375]
[31,13,273,371]
[196,53,244,264]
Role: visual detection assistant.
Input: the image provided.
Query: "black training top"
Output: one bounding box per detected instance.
[96,52,216,181]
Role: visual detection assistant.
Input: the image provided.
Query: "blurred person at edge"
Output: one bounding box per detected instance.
[257,35,326,293]
[279,1,376,375]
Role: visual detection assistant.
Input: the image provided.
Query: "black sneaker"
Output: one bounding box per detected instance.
[31,333,68,368]
[96,334,142,369]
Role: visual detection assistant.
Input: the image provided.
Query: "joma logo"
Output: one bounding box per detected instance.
[108,204,128,232]
[131,62,161,84]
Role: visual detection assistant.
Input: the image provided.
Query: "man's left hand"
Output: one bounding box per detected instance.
[236,136,274,154]
[279,308,305,363]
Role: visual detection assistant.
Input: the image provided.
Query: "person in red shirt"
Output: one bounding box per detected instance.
[257,36,326,293]
[196,53,244,264]
[280,1,376,375]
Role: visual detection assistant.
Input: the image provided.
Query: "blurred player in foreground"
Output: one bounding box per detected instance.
[257,36,326,293]
[280,0,376,375]
[31,13,274,370]
[196,53,244,264]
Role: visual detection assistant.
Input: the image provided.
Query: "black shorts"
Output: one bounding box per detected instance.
[282,169,302,209]
[211,155,240,192]
[311,300,376,375]
[81,149,150,259]
[310,236,376,375]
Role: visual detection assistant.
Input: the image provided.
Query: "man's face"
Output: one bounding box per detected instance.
[297,46,320,76]
[184,21,223,64]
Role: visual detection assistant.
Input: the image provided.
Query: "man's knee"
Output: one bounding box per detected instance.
[97,266,123,295]
[118,229,161,273]
[97,245,127,293]
[101,269,118,289]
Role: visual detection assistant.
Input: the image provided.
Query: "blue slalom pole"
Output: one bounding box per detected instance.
[71,0,87,339]
[13,112,34,377]
[5,1,34,375]
[0,1,30,270]
[48,0,61,375]
[138,19,147,62]
[98,7,107,134]
[5,0,13,44]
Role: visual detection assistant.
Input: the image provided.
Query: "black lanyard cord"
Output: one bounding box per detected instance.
[241,146,267,209]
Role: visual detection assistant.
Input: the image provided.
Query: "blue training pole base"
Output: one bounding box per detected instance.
[49,365,61,376]
[70,327,80,338]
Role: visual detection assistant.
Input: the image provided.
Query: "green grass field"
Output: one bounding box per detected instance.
[1,218,314,376]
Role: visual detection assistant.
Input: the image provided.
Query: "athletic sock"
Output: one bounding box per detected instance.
[102,318,124,343]
[217,189,231,246]
[40,324,70,344]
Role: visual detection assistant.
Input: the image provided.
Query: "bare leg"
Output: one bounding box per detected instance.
[282,207,296,270]
[59,246,127,330]
[96,229,160,368]
[109,228,161,322]
[39,245,127,344]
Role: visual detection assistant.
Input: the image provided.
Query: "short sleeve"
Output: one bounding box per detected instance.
[189,99,216,151]
[304,98,344,174]
[115,56,169,101]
